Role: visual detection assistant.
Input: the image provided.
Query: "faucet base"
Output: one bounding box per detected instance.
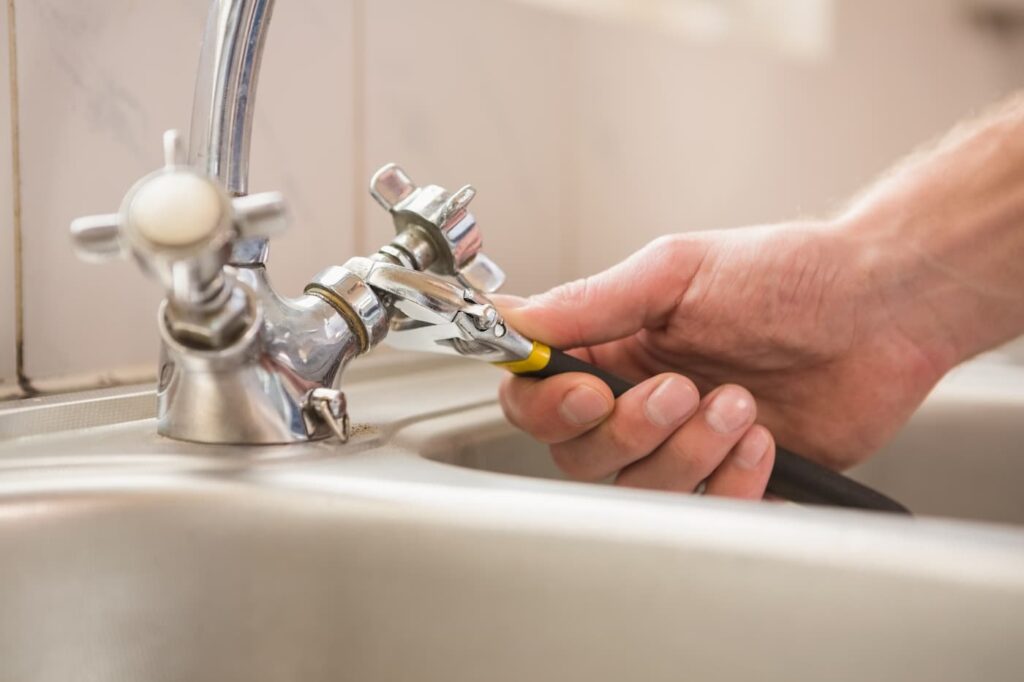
[155,294,344,445]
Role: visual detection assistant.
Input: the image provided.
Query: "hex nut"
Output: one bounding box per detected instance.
[166,285,253,349]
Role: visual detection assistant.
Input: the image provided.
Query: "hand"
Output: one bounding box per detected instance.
[495,221,953,496]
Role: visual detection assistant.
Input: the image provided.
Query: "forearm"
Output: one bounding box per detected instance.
[839,93,1024,367]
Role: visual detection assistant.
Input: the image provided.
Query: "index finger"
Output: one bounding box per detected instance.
[498,372,615,444]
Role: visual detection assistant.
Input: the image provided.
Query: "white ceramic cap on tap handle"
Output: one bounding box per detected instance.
[69,129,290,308]
[129,172,225,248]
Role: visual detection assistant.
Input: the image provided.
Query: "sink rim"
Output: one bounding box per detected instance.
[2,423,1024,593]
[2,357,1024,595]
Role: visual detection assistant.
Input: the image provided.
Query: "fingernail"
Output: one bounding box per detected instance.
[733,428,770,469]
[490,294,529,311]
[704,386,754,434]
[644,376,698,427]
[560,385,612,425]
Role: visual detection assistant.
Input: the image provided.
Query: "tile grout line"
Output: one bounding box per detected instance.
[6,0,32,397]
[560,15,580,282]
[351,0,367,256]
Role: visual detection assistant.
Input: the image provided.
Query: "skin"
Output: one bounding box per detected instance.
[496,94,1024,500]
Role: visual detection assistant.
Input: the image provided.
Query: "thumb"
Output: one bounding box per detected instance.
[491,236,704,349]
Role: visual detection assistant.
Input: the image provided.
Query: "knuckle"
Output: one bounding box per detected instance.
[665,430,719,477]
[543,276,594,309]
[642,234,689,261]
[603,415,648,457]
[549,444,584,479]
[645,234,680,254]
[550,443,602,482]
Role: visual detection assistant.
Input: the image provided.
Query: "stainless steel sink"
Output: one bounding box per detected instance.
[423,358,1024,527]
[1,355,1023,681]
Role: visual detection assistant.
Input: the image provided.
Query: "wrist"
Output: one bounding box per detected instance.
[835,96,1024,367]
[836,192,1024,373]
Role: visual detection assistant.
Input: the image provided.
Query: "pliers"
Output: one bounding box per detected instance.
[364,262,911,514]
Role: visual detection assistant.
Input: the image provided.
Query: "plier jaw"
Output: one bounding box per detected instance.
[360,260,533,364]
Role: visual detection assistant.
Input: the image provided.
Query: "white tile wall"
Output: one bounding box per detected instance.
[15,0,209,386]
[0,4,18,395]
[13,0,355,389]
[2,0,1022,397]
[568,0,1018,274]
[247,0,356,299]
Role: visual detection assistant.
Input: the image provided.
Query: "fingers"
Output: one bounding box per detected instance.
[615,385,759,493]
[491,235,707,349]
[548,374,700,481]
[498,372,614,444]
[703,425,776,499]
[500,371,775,501]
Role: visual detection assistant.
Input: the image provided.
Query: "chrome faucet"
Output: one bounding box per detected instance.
[68,0,509,445]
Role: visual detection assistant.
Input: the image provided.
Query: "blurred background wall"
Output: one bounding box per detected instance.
[1,0,1022,397]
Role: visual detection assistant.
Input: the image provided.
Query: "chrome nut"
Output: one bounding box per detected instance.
[304,265,388,353]
[165,284,253,349]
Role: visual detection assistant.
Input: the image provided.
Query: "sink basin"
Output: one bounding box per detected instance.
[420,358,1024,527]
[1,355,1023,681]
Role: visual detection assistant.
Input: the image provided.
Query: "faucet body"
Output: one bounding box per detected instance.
[154,267,368,444]
[69,1,505,445]
[135,0,365,443]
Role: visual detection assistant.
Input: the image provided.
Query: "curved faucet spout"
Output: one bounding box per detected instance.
[189,0,275,198]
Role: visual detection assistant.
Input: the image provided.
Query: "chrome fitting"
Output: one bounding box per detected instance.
[165,279,253,349]
[303,387,350,444]
[304,265,389,353]
[369,163,506,293]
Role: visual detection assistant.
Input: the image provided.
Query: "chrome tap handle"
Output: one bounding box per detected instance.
[69,213,123,263]
[70,129,291,347]
[71,130,288,300]
[369,163,506,293]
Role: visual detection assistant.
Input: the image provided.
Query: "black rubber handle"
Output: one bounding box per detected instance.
[521,348,910,514]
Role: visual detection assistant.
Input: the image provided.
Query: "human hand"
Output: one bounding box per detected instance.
[495,221,953,498]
